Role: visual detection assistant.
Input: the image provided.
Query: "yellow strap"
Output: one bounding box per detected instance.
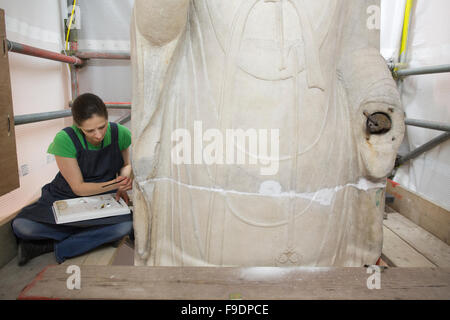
[399,0,413,57]
[65,0,77,51]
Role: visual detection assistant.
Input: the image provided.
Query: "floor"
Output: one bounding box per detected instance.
[0,251,56,300]
[381,206,449,267]
[0,206,448,300]
[0,238,134,300]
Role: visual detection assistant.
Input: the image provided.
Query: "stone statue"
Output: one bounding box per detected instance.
[130,0,405,266]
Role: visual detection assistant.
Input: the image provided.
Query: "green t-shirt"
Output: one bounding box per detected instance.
[47,123,131,158]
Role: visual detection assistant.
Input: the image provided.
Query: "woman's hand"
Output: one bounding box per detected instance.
[115,176,133,205]
[115,189,130,205]
[114,176,132,191]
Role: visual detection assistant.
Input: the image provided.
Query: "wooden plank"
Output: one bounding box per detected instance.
[382,225,436,267]
[384,212,450,267]
[18,265,450,300]
[0,196,39,226]
[0,9,20,197]
[386,179,450,245]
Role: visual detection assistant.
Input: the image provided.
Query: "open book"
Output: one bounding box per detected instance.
[52,193,131,224]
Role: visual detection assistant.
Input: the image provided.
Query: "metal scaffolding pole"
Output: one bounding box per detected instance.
[70,65,80,100]
[105,104,131,109]
[68,102,131,109]
[75,52,130,60]
[14,110,73,126]
[117,113,131,125]
[405,118,450,132]
[14,104,132,126]
[6,39,83,66]
[395,64,450,78]
[396,131,450,167]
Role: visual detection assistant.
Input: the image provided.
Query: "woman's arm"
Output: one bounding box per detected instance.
[115,147,133,204]
[55,156,130,197]
[119,147,132,179]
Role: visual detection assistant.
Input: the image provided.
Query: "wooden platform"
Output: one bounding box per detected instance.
[386,179,449,245]
[383,211,450,267]
[17,265,450,300]
[4,181,449,300]
[382,179,450,268]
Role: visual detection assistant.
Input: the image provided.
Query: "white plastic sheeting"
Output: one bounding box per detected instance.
[75,0,134,102]
[380,0,405,62]
[380,0,450,209]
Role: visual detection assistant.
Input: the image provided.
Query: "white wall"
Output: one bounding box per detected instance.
[381,0,450,210]
[0,0,71,221]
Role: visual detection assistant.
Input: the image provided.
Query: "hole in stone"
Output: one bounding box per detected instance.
[366,112,391,135]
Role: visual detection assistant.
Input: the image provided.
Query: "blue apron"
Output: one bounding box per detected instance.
[15,122,132,227]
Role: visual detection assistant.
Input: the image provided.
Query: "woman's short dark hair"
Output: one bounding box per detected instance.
[71,93,108,125]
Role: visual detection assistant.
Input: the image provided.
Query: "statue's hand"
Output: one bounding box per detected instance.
[355,100,405,180]
[340,47,405,180]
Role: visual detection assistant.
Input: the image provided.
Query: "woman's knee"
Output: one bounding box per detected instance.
[12,218,41,240]
[114,221,133,237]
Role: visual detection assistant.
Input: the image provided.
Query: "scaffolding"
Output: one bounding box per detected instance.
[6,38,131,125]
[390,0,450,170]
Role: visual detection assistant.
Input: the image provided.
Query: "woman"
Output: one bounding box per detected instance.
[12,93,133,265]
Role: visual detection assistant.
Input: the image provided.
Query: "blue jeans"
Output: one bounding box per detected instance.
[12,218,133,264]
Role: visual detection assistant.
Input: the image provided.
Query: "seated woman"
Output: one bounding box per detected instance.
[12,93,133,265]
